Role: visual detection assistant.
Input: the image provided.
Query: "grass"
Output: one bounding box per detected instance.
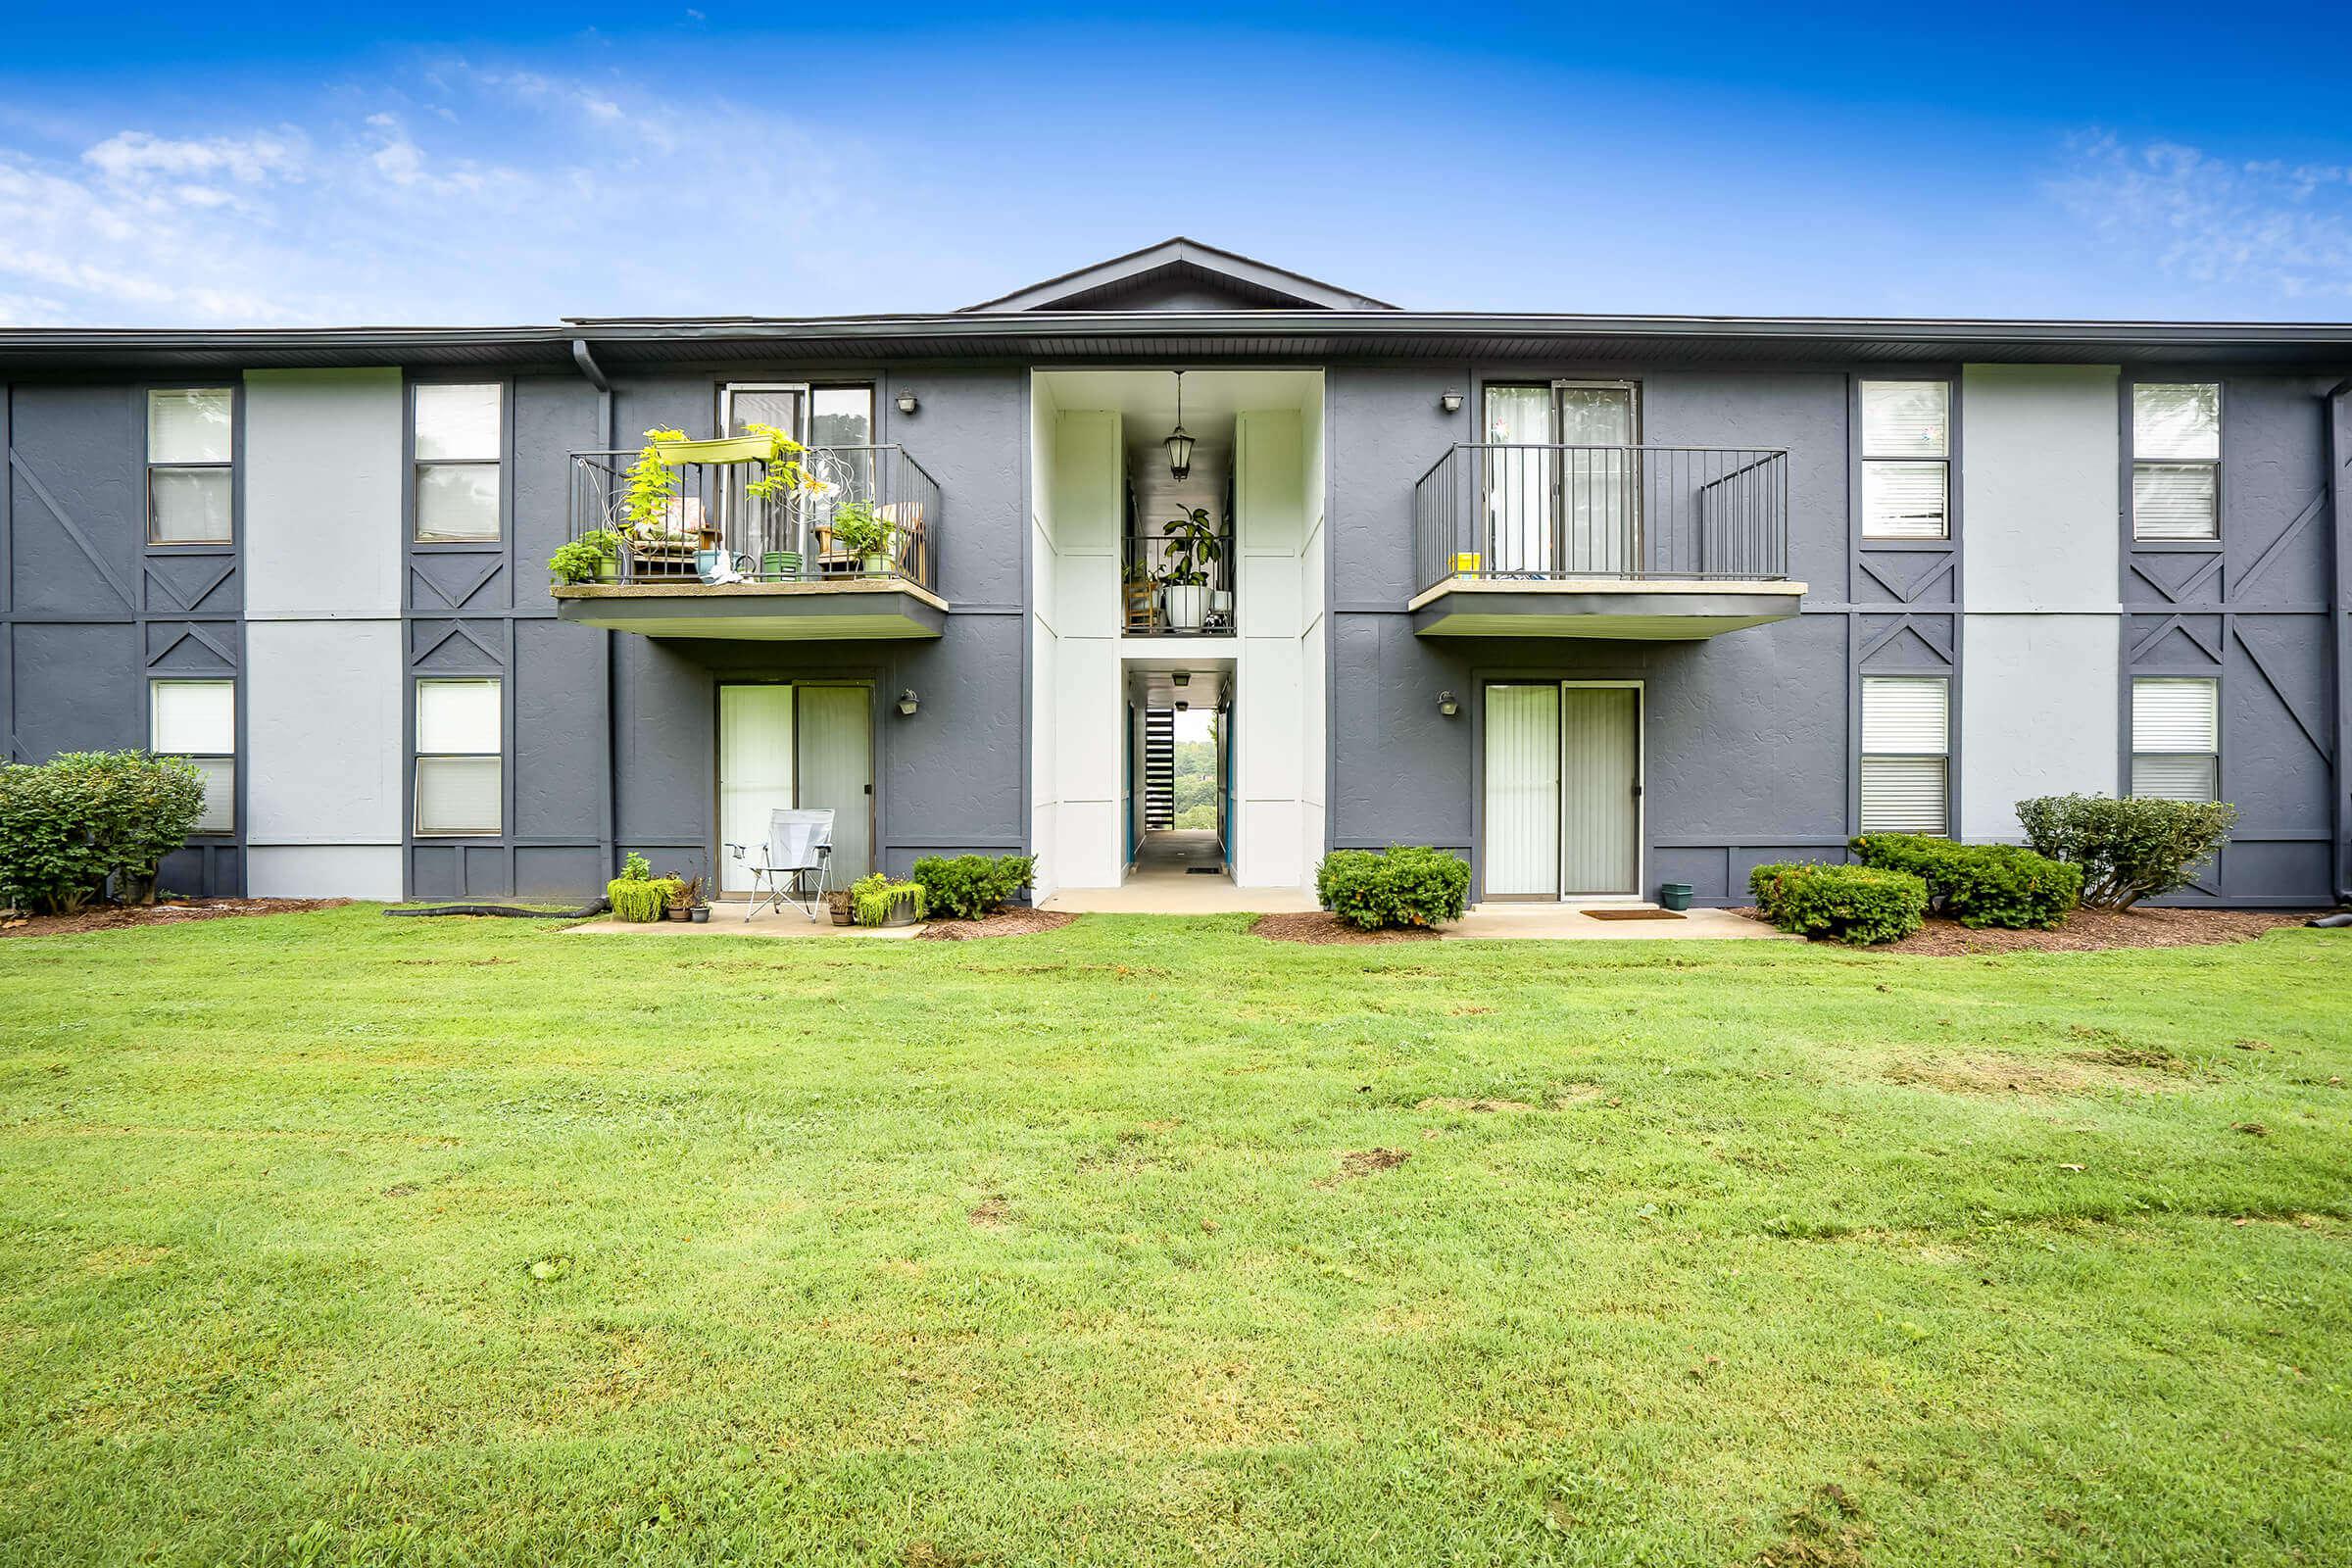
[1,906,2347,1566]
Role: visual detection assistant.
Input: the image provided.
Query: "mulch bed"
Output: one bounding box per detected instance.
[0,897,348,938]
[915,907,1079,941]
[1250,911,1438,945]
[1732,905,2328,956]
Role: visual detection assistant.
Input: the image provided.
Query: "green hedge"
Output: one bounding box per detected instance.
[1850,832,2082,929]
[2016,794,2237,909]
[1315,846,1470,931]
[1748,862,1927,946]
[0,750,205,915]
[910,854,1036,920]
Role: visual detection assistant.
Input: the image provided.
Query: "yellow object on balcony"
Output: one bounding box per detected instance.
[1451,552,1482,578]
[652,434,775,466]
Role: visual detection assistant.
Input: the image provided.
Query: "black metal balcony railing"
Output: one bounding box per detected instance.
[1121,528,1237,636]
[1413,444,1788,596]
[566,444,940,595]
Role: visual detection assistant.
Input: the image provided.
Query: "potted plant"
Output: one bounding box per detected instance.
[622,428,688,537]
[826,889,855,926]
[832,499,893,575]
[549,529,622,585]
[665,873,706,921]
[606,851,680,923]
[850,872,925,927]
[1158,508,1220,632]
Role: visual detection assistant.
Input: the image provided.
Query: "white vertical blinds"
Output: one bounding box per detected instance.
[1559,686,1639,895]
[1861,676,1949,835]
[415,678,502,836]
[1861,382,1948,457]
[718,684,796,895]
[1483,684,1560,897]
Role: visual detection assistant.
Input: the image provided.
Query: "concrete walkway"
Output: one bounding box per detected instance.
[1441,905,1793,941]
[1039,829,1319,914]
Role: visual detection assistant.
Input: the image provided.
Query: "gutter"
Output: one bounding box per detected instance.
[2329,376,2352,906]
[571,338,622,881]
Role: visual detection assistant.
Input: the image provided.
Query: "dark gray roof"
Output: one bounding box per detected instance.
[2,310,2350,373]
[958,236,1398,313]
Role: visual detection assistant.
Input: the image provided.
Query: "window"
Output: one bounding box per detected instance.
[147,388,233,544]
[415,678,502,835]
[2132,677,2219,802]
[1859,380,1949,539]
[150,679,235,834]
[413,383,503,542]
[1860,675,1949,834]
[2132,383,2221,541]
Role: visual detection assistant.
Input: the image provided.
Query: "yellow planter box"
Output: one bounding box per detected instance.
[1451,552,1483,577]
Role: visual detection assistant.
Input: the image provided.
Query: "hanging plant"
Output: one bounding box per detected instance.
[621,427,687,534]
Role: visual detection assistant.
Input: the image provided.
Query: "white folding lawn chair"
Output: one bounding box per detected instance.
[727,808,834,921]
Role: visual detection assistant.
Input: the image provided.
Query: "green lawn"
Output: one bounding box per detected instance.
[2,907,2347,1566]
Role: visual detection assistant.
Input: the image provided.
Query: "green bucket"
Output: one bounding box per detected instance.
[1659,882,1693,912]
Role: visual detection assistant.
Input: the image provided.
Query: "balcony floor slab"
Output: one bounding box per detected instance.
[1408,577,1806,639]
[552,579,948,640]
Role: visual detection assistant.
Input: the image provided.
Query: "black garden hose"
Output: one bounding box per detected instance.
[2308,911,2352,929]
[383,901,611,919]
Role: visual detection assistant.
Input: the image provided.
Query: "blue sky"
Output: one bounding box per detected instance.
[3,2,2348,325]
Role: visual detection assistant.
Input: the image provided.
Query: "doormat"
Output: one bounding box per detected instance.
[1186,866,1224,875]
[1582,908,1687,921]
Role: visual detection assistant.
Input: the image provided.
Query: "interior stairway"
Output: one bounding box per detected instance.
[1143,708,1176,829]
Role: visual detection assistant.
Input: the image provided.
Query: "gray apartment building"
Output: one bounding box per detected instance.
[1,238,2345,908]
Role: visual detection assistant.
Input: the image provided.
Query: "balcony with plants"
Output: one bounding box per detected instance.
[1120,508,1234,637]
[550,427,945,641]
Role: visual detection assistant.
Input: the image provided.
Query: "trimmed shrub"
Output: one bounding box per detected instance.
[851,872,926,926]
[910,854,1036,920]
[606,875,679,922]
[2016,794,2237,909]
[1315,846,1470,931]
[1850,832,2082,929]
[1749,862,1927,946]
[0,750,205,914]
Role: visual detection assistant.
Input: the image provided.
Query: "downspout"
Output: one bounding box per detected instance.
[2327,376,2351,906]
[572,338,620,877]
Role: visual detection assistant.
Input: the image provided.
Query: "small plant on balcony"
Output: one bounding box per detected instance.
[621,427,688,536]
[742,423,820,505]
[1157,508,1220,630]
[548,529,622,585]
[831,499,893,571]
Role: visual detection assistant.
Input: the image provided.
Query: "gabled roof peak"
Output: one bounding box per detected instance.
[962,236,1396,314]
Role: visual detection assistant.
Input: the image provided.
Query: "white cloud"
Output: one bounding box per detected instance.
[2051,133,2352,305]
[0,64,896,325]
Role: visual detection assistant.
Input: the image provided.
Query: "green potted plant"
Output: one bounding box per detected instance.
[832,499,893,575]
[622,428,687,537]
[850,872,925,927]
[1158,508,1220,632]
[606,851,680,923]
[666,873,707,922]
[549,529,622,585]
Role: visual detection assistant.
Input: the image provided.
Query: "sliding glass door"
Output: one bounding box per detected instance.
[1480,381,1640,577]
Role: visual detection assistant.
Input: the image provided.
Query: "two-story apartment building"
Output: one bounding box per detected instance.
[3,239,2346,908]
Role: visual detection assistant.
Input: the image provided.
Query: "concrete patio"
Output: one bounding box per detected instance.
[1441,905,1794,941]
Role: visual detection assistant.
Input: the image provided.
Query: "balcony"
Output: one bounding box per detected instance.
[552,441,946,640]
[1410,444,1804,638]
[1120,521,1237,636]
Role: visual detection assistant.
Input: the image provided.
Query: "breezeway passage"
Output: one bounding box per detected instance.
[2,905,2344,1566]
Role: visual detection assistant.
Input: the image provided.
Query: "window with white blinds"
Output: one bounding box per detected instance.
[2132,384,2220,541]
[147,388,234,544]
[415,677,502,835]
[2131,677,2219,802]
[150,678,235,834]
[414,382,504,543]
[1860,675,1949,834]
[1859,380,1949,539]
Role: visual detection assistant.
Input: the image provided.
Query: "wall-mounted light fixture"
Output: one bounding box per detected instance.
[897,689,920,716]
[1172,671,1190,687]
[1437,689,1460,717]
[1438,390,1464,416]
[895,390,919,416]
[1174,699,1189,711]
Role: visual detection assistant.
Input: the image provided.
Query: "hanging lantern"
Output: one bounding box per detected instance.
[1164,369,1194,481]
